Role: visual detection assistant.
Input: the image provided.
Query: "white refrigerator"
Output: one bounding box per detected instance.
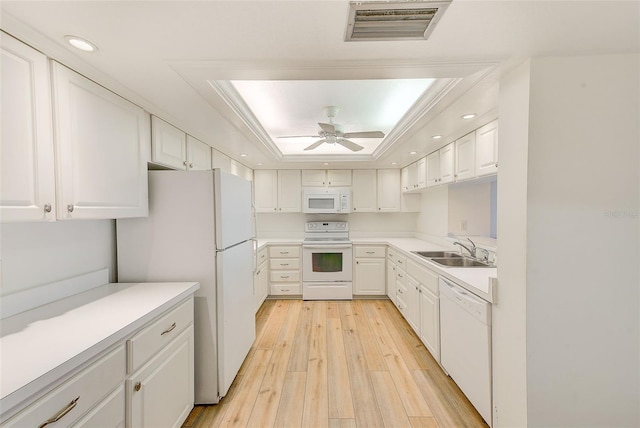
[116,169,256,404]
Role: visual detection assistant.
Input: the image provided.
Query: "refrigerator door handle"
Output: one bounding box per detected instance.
[251,237,258,274]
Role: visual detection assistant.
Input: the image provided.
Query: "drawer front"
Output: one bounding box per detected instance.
[71,384,125,428]
[395,253,407,269]
[257,247,268,264]
[127,298,193,372]
[407,259,440,295]
[269,258,300,270]
[270,271,300,283]
[270,284,301,295]
[354,246,386,258]
[269,246,300,258]
[3,345,125,428]
[387,247,397,261]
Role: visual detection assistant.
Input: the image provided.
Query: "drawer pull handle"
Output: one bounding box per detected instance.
[281,289,290,292]
[280,251,289,254]
[366,251,375,254]
[281,275,290,279]
[281,263,289,266]
[161,322,177,336]
[39,396,80,428]
[134,382,142,392]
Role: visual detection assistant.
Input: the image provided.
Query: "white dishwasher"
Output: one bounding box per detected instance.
[439,277,492,426]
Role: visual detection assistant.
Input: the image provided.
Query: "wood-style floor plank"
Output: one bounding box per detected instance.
[184,299,488,428]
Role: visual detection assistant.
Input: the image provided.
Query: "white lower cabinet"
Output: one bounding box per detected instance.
[354,245,386,295]
[269,245,302,295]
[254,247,268,312]
[420,285,440,362]
[127,326,194,428]
[405,275,420,333]
[1,345,126,428]
[386,256,398,306]
[72,385,125,428]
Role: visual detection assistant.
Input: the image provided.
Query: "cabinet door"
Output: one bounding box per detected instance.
[186,136,211,170]
[401,167,410,192]
[405,276,420,333]
[416,157,427,189]
[254,170,278,212]
[420,286,440,362]
[455,132,476,181]
[376,169,400,212]
[439,142,455,184]
[1,34,56,222]
[475,120,499,176]
[127,326,194,428]
[354,258,386,295]
[211,149,231,172]
[426,151,440,187]
[151,116,186,170]
[72,385,125,428]
[407,162,418,191]
[301,170,326,186]
[254,261,268,313]
[52,62,149,219]
[352,169,377,212]
[327,169,351,186]
[386,260,397,304]
[277,170,301,212]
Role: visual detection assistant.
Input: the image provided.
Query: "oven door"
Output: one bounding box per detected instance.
[302,244,353,282]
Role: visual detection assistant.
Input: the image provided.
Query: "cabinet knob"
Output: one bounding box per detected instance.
[189,163,193,168]
[378,208,381,211]
[183,161,188,166]
[495,162,498,167]
[279,208,282,211]
[134,382,142,392]
[274,208,277,211]
[67,204,74,213]
[353,208,357,211]
[44,203,52,213]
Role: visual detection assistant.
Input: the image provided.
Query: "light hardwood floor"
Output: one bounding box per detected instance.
[183,299,488,428]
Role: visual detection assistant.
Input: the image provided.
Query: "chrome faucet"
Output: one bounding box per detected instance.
[447,233,477,258]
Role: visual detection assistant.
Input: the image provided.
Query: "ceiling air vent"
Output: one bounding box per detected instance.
[345,1,451,41]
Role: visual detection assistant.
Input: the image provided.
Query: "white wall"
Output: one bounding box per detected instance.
[416,186,448,237]
[448,180,493,237]
[525,54,639,427]
[0,220,116,296]
[493,59,531,427]
[256,212,417,239]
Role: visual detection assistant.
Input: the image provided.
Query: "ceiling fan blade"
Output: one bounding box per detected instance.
[277,135,320,138]
[342,131,385,138]
[336,139,364,152]
[304,139,326,151]
[318,122,336,133]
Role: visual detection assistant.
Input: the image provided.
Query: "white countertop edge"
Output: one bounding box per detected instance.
[0,281,200,419]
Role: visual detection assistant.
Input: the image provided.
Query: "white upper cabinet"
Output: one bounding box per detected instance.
[439,142,455,184]
[475,119,499,176]
[151,116,187,170]
[211,149,231,172]
[376,169,400,212]
[426,151,440,187]
[403,158,426,192]
[51,62,149,220]
[277,170,301,212]
[401,166,410,192]
[455,132,476,181]
[416,157,427,189]
[351,169,377,212]
[186,136,212,171]
[301,169,351,187]
[327,169,352,187]
[151,116,212,171]
[254,170,300,212]
[1,33,56,222]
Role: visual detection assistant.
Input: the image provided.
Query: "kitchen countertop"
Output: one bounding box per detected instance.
[0,281,200,417]
[256,236,496,302]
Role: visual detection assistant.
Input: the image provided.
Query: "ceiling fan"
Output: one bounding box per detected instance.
[278,106,385,152]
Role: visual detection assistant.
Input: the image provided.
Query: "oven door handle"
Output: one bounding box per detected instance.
[303,244,353,249]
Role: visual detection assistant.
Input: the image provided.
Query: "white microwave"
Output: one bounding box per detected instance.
[303,188,351,214]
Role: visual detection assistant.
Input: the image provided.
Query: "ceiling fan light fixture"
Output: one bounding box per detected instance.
[345,1,452,42]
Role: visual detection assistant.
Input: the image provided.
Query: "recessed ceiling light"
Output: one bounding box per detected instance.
[239,153,248,157]
[409,151,417,155]
[257,162,263,166]
[323,162,329,166]
[432,135,442,140]
[391,162,397,165]
[64,35,97,52]
[461,113,476,120]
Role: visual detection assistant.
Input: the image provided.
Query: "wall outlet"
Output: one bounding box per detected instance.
[460,220,467,231]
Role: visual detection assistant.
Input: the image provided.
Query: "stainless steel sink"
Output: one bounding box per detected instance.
[430,257,490,267]
[412,251,462,259]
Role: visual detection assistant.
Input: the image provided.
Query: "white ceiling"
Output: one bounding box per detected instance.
[1,1,638,169]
